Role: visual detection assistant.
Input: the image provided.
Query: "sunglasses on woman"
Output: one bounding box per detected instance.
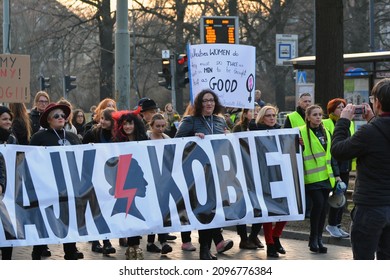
[52,113,66,119]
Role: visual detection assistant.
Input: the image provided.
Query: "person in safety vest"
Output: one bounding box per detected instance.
[285,92,313,218]
[299,104,340,254]
[284,92,312,129]
[322,98,354,239]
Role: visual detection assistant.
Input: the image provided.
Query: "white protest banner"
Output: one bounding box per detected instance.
[0,129,304,247]
[0,54,30,103]
[188,44,256,109]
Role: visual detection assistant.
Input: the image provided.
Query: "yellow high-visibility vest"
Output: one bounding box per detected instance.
[300,125,335,188]
[287,111,305,128]
[322,118,356,171]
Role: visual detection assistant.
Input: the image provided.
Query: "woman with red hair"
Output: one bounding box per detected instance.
[111,109,147,259]
[322,98,353,239]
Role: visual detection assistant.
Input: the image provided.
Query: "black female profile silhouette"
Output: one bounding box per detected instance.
[104,154,147,220]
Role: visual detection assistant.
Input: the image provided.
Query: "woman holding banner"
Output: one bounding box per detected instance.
[175,89,233,260]
[0,106,18,259]
[232,108,264,250]
[82,107,117,256]
[251,105,287,258]
[144,113,173,255]
[112,108,147,260]
[29,102,84,260]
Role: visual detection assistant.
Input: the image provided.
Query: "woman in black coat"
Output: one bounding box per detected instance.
[29,102,83,260]
[250,105,287,258]
[82,107,117,255]
[0,106,17,260]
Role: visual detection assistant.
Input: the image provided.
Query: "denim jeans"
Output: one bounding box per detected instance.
[351,205,390,259]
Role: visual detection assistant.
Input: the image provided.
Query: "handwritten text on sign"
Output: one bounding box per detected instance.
[188,44,256,109]
[0,54,31,103]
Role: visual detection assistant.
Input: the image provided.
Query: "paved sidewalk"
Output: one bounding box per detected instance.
[9,228,353,260]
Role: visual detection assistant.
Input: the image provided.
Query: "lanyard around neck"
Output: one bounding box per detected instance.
[202,115,213,134]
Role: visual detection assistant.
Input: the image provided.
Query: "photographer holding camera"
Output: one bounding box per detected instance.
[331,78,390,260]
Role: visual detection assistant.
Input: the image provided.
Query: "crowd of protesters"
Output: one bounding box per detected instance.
[1,78,390,260]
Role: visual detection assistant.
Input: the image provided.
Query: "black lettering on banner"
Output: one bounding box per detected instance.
[147,144,190,227]
[181,142,216,224]
[279,134,303,214]
[67,150,110,235]
[14,152,49,239]
[0,152,17,240]
[211,139,246,220]
[254,135,289,216]
[238,138,262,217]
[44,152,70,238]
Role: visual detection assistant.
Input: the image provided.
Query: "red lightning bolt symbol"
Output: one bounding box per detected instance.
[114,154,137,217]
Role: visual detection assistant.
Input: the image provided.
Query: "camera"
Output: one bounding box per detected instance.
[354,105,365,114]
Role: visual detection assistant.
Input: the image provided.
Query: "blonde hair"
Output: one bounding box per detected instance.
[57,98,74,125]
[149,113,166,127]
[33,91,50,107]
[256,105,279,124]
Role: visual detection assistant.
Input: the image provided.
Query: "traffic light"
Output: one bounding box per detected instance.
[158,58,172,89]
[176,54,189,88]
[64,75,77,93]
[39,76,50,90]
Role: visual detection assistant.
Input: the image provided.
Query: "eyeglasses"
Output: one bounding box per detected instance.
[369,95,375,103]
[202,99,215,104]
[264,114,276,118]
[52,113,66,119]
[38,100,49,104]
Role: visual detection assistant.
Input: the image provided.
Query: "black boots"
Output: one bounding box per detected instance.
[102,241,116,255]
[119,238,127,247]
[267,237,286,258]
[266,244,279,258]
[273,237,286,254]
[308,236,319,253]
[199,245,217,260]
[318,238,328,253]
[308,236,327,253]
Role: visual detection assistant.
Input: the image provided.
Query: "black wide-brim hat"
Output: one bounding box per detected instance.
[39,102,71,129]
[141,99,158,112]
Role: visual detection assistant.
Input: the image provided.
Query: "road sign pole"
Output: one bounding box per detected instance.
[170,54,176,110]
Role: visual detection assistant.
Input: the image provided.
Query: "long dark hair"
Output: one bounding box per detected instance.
[72,109,86,126]
[234,109,250,131]
[190,89,224,117]
[113,112,147,142]
[9,103,32,141]
[90,107,115,141]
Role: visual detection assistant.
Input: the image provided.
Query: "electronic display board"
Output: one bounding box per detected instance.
[200,16,239,44]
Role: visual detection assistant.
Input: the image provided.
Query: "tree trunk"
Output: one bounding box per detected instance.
[315,0,344,110]
[175,0,187,114]
[229,0,238,16]
[98,0,115,101]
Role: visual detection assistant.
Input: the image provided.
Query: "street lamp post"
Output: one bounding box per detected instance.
[115,0,131,110]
